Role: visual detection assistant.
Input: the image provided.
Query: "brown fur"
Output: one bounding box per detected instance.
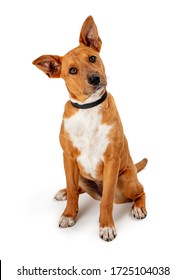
[33,16,147,241]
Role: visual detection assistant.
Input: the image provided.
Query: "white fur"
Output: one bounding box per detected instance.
[54,189,67,201]
[99,226,117,241]
[64,105,112,179]
[132,206,146,219]
[59,216,75,228]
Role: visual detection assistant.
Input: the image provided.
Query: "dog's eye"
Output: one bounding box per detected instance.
[89,56,96,63]
[69,67,78,74]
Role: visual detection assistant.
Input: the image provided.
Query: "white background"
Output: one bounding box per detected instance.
[0,0,186,279]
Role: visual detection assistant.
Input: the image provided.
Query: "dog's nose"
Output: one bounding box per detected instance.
[88,74,100,86]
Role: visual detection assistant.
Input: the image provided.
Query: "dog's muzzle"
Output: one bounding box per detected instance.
[88,74,100,86]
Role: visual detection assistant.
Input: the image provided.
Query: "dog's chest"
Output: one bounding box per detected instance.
[64,107,112,178]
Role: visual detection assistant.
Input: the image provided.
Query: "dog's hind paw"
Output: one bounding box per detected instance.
[132,206,147,219]
[99,226,117,241]
[59,215,75,228]
[54,189,67,201]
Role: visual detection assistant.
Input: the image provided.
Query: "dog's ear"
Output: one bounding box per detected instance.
[79,16,102,52]
[32,55,62,78]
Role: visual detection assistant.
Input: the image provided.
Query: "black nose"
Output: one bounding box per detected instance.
[88,74,100,86]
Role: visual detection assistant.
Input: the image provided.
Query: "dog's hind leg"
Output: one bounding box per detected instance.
[117,165,147,219]
[54,174,102,201]
[54,186,85,201]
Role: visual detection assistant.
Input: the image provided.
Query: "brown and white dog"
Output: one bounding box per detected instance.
[33,16,147,241]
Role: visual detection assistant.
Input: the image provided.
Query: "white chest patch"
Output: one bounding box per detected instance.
[64,106,112,178]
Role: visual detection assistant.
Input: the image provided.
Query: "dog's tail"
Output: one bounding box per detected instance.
[135,158,148,172]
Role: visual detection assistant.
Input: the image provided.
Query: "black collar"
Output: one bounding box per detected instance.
[70,91,107,109]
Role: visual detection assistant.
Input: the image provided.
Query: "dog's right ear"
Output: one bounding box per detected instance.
[79,16,102,52]
[32,55,62,78]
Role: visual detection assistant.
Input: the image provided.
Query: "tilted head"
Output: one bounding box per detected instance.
[33,16,107,103]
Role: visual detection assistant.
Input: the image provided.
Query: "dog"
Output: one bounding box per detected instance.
[33,16,147,241]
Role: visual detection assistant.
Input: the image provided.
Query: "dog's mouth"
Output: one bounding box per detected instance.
[92,84,104,93]
[83,84,106,96]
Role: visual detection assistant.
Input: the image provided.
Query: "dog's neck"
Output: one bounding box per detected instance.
[70,89,107,109]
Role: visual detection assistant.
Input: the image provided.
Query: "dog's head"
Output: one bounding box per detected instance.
[33,16,107,102]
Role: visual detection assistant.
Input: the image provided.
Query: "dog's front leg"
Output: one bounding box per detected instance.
[59,153,79,228]
[99,159,120,241]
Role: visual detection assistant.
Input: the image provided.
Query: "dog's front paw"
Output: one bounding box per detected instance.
[99,226,117,241]
[132,206,147,219]
[54,189,67,201]
[59,215,75,228]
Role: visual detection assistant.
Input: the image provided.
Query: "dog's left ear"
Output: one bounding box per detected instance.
[32,55,62,78]
[79,16,102,52]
